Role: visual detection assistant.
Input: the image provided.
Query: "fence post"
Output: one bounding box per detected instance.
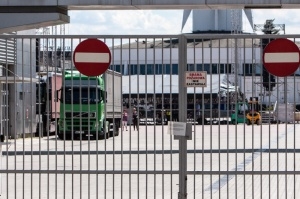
[177,34,188,199]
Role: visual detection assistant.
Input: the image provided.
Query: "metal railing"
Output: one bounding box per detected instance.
[0,34,299,198]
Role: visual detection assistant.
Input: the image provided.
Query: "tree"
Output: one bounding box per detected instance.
[262,19,279,91]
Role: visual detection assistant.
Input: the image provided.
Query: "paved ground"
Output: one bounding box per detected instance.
[0,123,300,198]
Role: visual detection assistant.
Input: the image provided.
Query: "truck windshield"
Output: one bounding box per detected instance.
[62,87,103,104]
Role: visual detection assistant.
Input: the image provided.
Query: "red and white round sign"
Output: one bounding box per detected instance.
[263,38,300,77]
[73,39,111,76]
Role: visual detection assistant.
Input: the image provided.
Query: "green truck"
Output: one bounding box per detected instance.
[57,69,122,140]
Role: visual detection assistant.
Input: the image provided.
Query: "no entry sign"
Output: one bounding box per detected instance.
[73,39,111,76]
[263,38,300,77]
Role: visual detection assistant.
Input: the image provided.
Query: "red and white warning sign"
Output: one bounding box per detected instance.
[185,71,207,87]
[263,38,300,77]
[73,38,111,76]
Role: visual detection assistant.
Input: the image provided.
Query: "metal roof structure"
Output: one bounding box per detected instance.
[122,74,237,95]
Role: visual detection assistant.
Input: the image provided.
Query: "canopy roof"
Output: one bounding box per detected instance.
[122,74,237,95]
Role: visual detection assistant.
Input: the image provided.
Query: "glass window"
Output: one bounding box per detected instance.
[62,87,102,104]
[211,64,218,74]
[172,64,178,74]
[64,79,98,86]
[204,64,211,74]
[147,64,153,74]
[140,64,146,75]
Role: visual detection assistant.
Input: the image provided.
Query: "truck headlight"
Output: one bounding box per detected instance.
[89,112,96,117]
[94,120,102,128]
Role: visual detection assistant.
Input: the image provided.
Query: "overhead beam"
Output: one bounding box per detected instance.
[0,0,298,33]
[0,1,300,10]
[0,13,69,34]
[0,6,68,14]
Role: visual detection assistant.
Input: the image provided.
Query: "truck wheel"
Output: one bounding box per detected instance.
[256,120,261,125]
[114,128,120,137]
[58,133,64,140]
[109,123,120,137]
[247,120,251,125]
[231,119,236,125]
[58,132,72,140]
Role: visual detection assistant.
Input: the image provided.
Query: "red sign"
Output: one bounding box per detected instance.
[73,39,111,76]
[263,38,300,77]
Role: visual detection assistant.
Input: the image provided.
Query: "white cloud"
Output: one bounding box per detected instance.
[66,9,300,35]
[67,10,191,35]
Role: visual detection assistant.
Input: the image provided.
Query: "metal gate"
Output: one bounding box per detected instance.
[0,33,300,198]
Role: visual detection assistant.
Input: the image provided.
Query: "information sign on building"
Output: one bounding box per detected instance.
[185,71,207,87]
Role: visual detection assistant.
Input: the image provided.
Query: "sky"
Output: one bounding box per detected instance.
[65,9,300,35]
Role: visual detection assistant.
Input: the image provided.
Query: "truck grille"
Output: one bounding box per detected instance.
[65,112,95,118]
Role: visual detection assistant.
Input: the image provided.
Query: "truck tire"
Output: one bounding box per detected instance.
[197,117,208,125]
[114,128,120,137]
[58,133,64,140]
[256,120,261,125]
[247,119,251,125]
[58,132,72,140]
[99,132,109,140]
[109,123,119,137]
[231,119,236,125]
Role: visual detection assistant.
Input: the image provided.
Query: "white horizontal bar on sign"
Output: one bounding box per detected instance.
[75,52,110,63]
[264,52,299,63]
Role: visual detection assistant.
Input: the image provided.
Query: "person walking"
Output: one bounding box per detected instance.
[122,110,128,131]
[132,108,138,130]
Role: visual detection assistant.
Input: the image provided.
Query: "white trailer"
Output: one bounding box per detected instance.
[105,70,122,136]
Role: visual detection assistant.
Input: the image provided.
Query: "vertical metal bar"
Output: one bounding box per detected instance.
[169,36,173,199]
[71,39,75,199]
[103,37,108,199]
[14,37,17,199]
[30,37,33,199]
[129,38,132,199]
[21,38,25,199]
[111,37,115,199]
[88,70,91,199]
[161,37,165,199]
[39,37,43,199]
[120,38,124,199]
[62,38,67,199]
[202,38,205,199]
[226,38,230,199]
[144,37,148,199]
[4,37,9,199]
[192,38,196,199]
[209,39,213,198]
[218,38,221,199]
[54,37,58,199]
[243,38,246,199]
[137,37,140,199]
[284,76,287,199]
[177,34,187,199]
[153,37,156,199]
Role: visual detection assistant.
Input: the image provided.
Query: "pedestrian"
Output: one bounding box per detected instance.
[122,110,128,131]
[132,108,138,130]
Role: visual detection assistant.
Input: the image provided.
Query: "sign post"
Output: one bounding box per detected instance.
[73,38,111,76]
[263,38,300,77]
